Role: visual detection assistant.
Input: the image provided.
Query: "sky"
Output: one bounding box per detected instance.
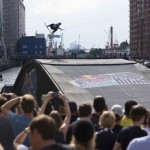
[24,0,129,49]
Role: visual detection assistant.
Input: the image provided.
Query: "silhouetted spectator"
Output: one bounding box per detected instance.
[113,105,147,150]
[13,114,75,150]
[66,103,92,144]
[111,104,124,134]
[71,120,95,150]
[142,110,150,134]
[77,103,92,120]
[91,95,108,131]
[96,111,116,150]
[68,101,78,123]
[39,91,71,143]
[127,136,150,150]
[0,96,14,150]
[120,100,137,127]
[1,94,36,146]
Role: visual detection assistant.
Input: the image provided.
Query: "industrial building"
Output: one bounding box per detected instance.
[0,0,25,56]
[18,34,46,58]
[130,0,150,59]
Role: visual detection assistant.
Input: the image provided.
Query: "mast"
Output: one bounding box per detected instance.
[78,34,80,51]
[110,26,113,49]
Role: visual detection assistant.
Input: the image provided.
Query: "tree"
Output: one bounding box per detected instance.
[77,50,86,54]
[119,40,129,50]
[89,48,102,57]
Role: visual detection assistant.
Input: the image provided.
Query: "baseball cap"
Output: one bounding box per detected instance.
[111,104,124,117]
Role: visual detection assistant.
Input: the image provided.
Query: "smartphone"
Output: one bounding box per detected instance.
[52,92,59,98]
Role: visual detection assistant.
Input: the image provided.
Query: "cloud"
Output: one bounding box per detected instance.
[32,0,105,15]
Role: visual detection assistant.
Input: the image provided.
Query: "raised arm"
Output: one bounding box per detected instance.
[1,96,21,115]
[59,94,71,137]
[38,92,53,115]
[13,127,30,150]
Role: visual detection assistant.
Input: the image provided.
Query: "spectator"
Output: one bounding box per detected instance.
[96,111,116,150]
[1,94,36,146]
[120,100,137,127]
[66,103,92,144]
[91,95,108,131]
[0,95,14,150]
[49,111,66,143]
[71,120,95,150]
[111,104,124,134]
[127,136,150,150]
[142,110,150,134]
[68,101,78,123]
[113,105,147,150]
[77,103,92,120]
[13,114,75,150]
[39,91,71,143]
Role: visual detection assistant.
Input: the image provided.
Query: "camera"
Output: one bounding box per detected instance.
[41,92,64,114]
[52,92,59,98]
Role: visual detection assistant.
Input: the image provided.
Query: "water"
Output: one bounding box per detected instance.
[0,67,21,91]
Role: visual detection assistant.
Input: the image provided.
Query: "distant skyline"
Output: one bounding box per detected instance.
[24,0,129,49]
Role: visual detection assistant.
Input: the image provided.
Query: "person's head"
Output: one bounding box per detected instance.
[146,111,150,128]
[130,105,147,123]
[72,120,95,150]
[93,95,107,113]
[49,110,63,130]
[0,96,7,113]
[78,103,92,118]
[143,110,150,126]
[99,111,115,129]
[21,94,36,113]
[124,100,137,117]
[29,114,57,149]
[68,101,78,123]
[69,101,77,115]
[111,104,124,122]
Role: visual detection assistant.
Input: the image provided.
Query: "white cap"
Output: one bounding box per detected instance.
[111,104,124,117]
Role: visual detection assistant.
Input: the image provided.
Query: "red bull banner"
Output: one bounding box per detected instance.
[69,72,150,88]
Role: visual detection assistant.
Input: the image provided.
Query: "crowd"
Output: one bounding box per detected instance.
[0,91,150,150]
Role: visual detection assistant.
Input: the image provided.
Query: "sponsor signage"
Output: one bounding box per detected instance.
[69,72,150,88]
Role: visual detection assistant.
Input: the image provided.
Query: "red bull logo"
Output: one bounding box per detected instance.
[78,75,99,79]
[69,72,150,88]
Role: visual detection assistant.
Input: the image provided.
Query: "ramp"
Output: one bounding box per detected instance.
[12,59,150,109]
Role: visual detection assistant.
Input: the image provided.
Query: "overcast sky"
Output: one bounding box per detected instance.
[24,0,129,49]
